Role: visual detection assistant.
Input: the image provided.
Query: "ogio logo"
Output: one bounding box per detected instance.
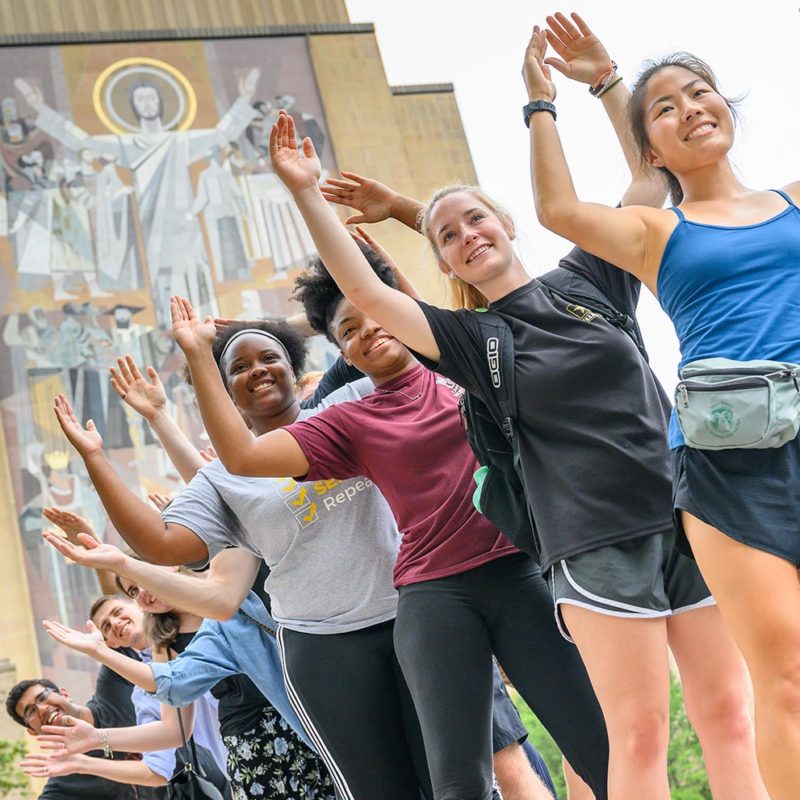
[566,303,599,323]
[487,337,501,388]
[705,401,740,439]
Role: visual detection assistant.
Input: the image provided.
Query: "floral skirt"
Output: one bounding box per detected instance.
[223,703,335,799]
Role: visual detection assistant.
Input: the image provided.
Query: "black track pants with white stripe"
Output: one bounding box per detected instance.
[278,619,433,800]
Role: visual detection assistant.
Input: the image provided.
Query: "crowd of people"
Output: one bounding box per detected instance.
[6,11,799,800]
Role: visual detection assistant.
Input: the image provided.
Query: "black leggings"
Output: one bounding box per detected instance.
[278,619,433,800]
[394,553,609,800]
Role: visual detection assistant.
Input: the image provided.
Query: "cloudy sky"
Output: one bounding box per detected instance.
[345,0,800,392]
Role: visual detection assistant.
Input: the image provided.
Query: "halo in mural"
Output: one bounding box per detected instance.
[92,57,197,134]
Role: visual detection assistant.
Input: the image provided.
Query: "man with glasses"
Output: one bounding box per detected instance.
[5,669,158,799]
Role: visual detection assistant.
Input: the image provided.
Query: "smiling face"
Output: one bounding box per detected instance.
[15,683,77,735]
[117,576,174,614]
[641,65,734,174]
[330,297,415,383]
[221,333,297,422]
[427,191,515,286]
[91,597,146,649]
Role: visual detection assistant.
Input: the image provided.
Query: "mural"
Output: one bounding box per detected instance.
[0,36,334,688]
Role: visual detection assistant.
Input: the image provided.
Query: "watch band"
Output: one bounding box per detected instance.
[523,100,557,128]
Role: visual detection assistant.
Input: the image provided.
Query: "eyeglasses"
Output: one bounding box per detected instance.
[22,687,54,727]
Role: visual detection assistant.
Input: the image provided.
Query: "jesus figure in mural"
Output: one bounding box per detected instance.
[14,69,260,322]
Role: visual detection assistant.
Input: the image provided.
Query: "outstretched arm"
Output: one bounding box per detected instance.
[110,355,206,483]
[43,617,159,692]
[44,532,258,620]
[524,21,664,289]
[270,112,440,361]
[53,394,207,565]
[19,752,168,787]
[543,12,666,209]
[171,295,311,478]
[36,707,192,759]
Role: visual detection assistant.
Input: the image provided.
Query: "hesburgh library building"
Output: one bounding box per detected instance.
[0,0,477,738]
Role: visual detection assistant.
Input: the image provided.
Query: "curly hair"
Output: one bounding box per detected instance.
[206,318,308,388]
[6,677,60,728]
[292,239,398,343]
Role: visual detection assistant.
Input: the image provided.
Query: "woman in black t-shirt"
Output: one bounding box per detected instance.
[283,15,766,800]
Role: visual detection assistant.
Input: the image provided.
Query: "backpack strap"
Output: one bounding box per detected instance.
[473,309,516,436]
[539,269,650,362]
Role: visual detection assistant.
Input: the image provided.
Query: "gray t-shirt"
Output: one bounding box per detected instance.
[162,380,400,634]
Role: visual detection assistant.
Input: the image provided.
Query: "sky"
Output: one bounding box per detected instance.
[345,0,800,393]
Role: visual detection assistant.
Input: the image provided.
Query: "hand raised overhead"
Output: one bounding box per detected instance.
[544,12,613,87]
[110,354,167,422]
[522,25,557,103]
[170,295,216,356]
[270,109,321,194]
[320,171,395,225]
[54,394,104,458]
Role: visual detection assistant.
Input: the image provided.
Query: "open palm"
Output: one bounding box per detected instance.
[170,296,215,356]
[110,354,166,422]
[321,171,394,225]
[43,530,125,572]
[54,394,104,457]
[270,110,321,194]
[39,717,98,756]
[544,12,612,86]
[43,618,104,656]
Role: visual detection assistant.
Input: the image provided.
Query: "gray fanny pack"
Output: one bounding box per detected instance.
[675,357,800,450]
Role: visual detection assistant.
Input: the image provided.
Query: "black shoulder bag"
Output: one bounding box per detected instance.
[166,702,225,800]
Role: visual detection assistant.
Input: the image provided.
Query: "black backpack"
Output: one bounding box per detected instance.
[462,268,648,559]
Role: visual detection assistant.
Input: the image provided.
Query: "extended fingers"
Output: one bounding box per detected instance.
[43,530,77,558]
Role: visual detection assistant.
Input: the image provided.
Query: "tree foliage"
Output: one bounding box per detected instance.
[0,739,31,798]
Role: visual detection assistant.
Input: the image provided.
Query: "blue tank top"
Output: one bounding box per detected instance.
[657,189,800,447]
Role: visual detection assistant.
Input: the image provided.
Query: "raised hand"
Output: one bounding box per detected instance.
[148,492,173,511]
[43,618,104,657]
[54,394,104,458]
[522,25,557,103]
[19,752,86,779]
[320,171,395,225]
[43,530,126,573]
[42,507,97,546]
[109,355,167,422]
[170,295,216,356]
[544,12,613,86]
[199,446,218,463]
[269,109,321,194]
[38,716,99,757]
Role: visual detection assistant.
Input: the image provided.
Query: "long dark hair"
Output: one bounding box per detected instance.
[628,53,740,205]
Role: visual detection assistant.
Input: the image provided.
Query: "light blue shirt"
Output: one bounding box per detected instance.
[148,592,311,749]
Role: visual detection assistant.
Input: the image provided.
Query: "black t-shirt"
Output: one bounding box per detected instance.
[172,631,268,739]
[415,247,673,571]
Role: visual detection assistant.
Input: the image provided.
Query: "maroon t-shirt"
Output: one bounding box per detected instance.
[285,364,519,587]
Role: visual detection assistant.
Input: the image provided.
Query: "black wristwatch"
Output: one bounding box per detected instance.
[523,100,557,128]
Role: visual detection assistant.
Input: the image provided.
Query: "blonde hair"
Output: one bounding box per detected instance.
[419,184,516,310]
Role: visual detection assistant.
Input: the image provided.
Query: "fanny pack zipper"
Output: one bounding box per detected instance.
[677,369,799,408]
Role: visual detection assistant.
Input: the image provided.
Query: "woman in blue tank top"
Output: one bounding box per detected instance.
[524,15,800,800]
